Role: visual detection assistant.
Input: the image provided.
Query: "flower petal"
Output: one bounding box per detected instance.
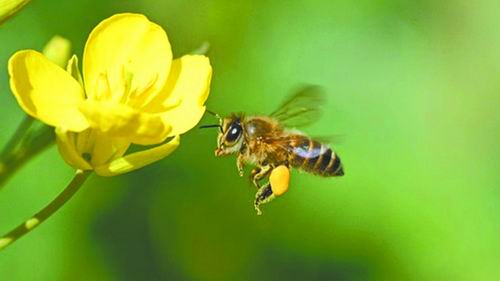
[66,55,84,87]
[55,128,92,170]
[8,50,89,131]
[144,55,212,136]
[89,131,131,166]
[78,100,171,145]
[83,13,172,102]
[94,135,180,176]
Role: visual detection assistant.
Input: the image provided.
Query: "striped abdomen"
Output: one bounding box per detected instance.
[288,136,344,177]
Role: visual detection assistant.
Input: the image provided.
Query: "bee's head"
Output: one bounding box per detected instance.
[200,111,245,156]
[215,114,244,156]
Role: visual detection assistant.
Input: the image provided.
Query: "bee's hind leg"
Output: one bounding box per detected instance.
[250,164,272,189]
[254,182,276,215]
[253,165,291,215]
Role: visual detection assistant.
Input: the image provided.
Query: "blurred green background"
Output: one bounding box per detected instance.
[0,0,499,280]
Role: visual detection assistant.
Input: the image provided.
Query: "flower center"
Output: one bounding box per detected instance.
[92,67,159,111]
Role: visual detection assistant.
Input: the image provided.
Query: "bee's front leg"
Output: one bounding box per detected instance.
[250,165,272,189]
[236,154,245,177]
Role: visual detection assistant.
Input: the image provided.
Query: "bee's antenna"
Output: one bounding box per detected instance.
[199,124,222,130]
[205,109,221,120]
[201,110,222,130]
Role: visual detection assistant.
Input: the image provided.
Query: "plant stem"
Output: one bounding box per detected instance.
[0,116,33,158]
[0,122,55,189]
[0,169,91,251]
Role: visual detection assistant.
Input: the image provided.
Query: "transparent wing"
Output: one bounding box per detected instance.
[260,134,344,153]
[270,85,326,128]
[310,134,345,145]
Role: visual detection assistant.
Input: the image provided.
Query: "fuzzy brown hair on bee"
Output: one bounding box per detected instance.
[201,86,344,215]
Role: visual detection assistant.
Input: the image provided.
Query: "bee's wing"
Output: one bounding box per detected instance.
[260,134,299,153]
[261,134,344,152]
[270,85,326,128]
[310,134,345,145]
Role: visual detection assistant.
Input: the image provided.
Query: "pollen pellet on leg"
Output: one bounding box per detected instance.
[269,165,290,196]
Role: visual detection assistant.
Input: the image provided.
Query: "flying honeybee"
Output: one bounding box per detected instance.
[201,85,344,214]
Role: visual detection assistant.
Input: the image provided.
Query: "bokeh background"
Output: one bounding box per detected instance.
[1,0,499,280]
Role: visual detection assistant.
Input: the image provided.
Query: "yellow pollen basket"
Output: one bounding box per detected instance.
[269,165,291,196]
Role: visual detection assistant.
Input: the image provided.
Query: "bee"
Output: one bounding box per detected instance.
[201,85,344,214]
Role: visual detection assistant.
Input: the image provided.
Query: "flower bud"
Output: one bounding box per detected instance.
[42,36,71,68]
[0,0,31,25]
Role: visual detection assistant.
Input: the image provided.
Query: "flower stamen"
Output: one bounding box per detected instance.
[94,72,112,101]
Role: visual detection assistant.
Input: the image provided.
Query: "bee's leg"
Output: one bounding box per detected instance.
[254,165,291,215]
[254,182,275,215]
[250,165,272,189]
[250,167,261,188]
[236,154,245,177]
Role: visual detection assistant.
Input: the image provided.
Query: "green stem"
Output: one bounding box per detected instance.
[0,169,91,251]
[0,123,55,189]
[0,116,33,158]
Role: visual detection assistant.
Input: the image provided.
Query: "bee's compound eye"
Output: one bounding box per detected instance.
[226,123,242,143]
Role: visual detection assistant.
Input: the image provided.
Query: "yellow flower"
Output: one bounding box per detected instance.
[8,13,212,176]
